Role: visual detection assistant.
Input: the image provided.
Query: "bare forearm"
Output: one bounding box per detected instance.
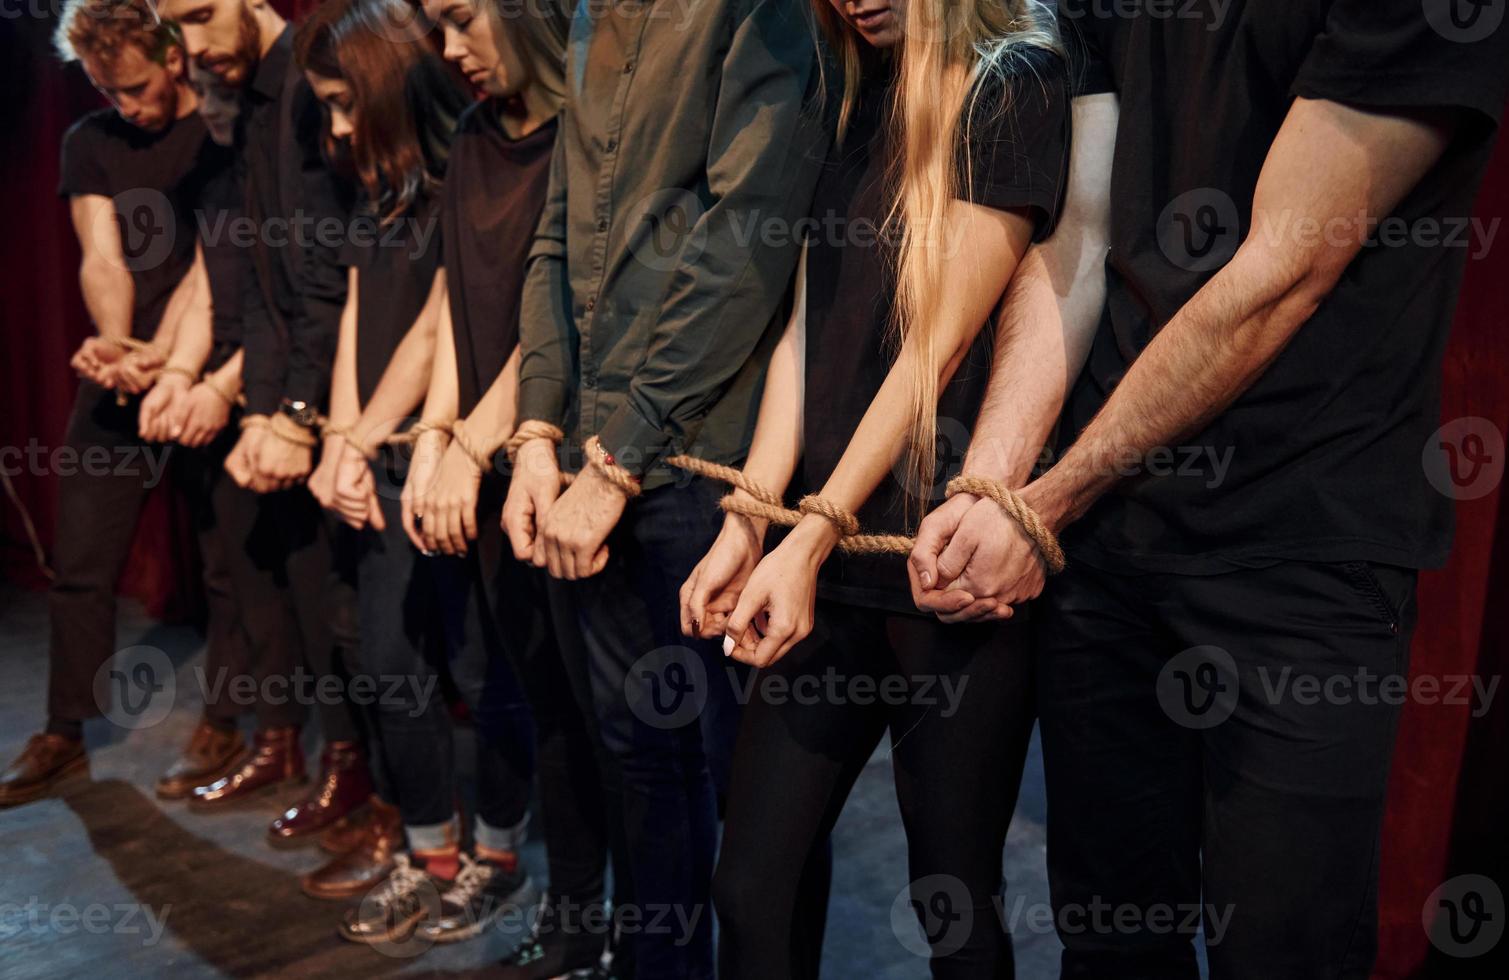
[417,292,461,424]
[353,312,441,450]
[463,347,521,451]
[78,259,134,341]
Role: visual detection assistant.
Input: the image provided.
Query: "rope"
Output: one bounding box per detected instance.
[504,426,1065,568]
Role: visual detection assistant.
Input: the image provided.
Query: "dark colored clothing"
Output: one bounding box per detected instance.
[517,0,829,486]
[563,477,750,980]
[355,476,532,832]
[1057,0,1509,574]
[47,385,176,723]
[192,156,246,364]
[343,194,444,405]
[1036,559,1417,978]
[57,108,211,341]
[803,52,1071,614]
[443,102,557,415]
[238,24,351,414]
[714,603,1034,980]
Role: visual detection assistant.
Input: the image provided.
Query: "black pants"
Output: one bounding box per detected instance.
[1037,559,1418,980]
[475,477,631,913]
[355,469,531,839]
[713,600,1035,980]
[46,383,242,728]
[563,476,747,980]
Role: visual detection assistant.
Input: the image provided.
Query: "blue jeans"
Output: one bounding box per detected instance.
[563,476,747,980]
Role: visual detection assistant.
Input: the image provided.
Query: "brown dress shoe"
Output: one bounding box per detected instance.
[189,726,305,809]
[0,734,87,807]
[302,795,403,900]
[267,740,374,847]
[156,720,246,800]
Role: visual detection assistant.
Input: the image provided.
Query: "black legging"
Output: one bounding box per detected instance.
[712,599,1035,980]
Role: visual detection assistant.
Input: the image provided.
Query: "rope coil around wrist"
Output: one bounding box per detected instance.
[159,365,199,385]
[451,418,497,472]
[505,420,567,464]
[267,411,318,448]
[945,476,1066,574]
[239,414,270,431]
[584,435,642,498]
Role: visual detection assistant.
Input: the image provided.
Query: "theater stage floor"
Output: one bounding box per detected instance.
[0,584,1068,979]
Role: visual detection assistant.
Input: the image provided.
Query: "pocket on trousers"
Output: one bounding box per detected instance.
[1339,560,1416,636]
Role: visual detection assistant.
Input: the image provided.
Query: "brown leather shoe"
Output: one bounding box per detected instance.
[301,795,402,900]
[156,720,246,800]
[267,740,373,847]
[0,734,87,808]
[189,726,305,809]
[319,809,371,855]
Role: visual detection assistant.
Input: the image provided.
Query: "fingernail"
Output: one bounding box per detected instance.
[722,635,734,657]
[920,570,932,588]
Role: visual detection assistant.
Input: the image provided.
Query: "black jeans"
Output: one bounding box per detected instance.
[356,469,531,842]
[1036,558,1418,980]
[713,600,1036,980]
[562,476,746,980]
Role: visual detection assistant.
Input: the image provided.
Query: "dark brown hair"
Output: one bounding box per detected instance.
[295,0,468,224]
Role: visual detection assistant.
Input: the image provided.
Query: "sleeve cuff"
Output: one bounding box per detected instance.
[517,375,569,431]
[596,401,671,479]
[244,383,281,417]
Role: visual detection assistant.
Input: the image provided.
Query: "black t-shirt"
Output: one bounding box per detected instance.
[186,143,242,368]
[342,192,444,407]
[442,102,557,415]
[802,49,1071,613]
[1058,0,1509,573]
[57,108,212,341]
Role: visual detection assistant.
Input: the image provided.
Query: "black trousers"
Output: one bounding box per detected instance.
[1036,558,1418,980]
[475,476,631,913]
[355,466,531,837]
[46,383,243,727]
[713,600,1035,980]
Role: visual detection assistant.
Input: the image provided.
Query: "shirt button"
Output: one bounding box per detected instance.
[585,297,596,312]
[605,139,617,153]
[623,61,635,74]
[597,218,609,233]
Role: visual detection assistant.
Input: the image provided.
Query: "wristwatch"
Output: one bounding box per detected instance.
[278,397,320,430]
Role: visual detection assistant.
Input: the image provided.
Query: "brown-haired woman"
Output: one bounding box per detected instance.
[294,0,535,950]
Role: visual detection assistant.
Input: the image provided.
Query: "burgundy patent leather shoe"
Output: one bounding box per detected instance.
[189,726,305,809]
[267,740,373,847]
[301,795,403,900]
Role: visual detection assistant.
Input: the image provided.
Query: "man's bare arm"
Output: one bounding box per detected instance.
[1024,97,1455,532]
[69,194,134,344]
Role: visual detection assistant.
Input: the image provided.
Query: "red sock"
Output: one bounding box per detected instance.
[475,844,518,872]
[415,845,460,881]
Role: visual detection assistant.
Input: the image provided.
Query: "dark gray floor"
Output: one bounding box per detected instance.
[0,584,1065,978]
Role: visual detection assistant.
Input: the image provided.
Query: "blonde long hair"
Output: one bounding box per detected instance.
[815,1,1059,507]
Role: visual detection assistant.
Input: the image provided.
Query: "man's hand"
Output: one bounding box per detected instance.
[175,384,233,448]
[909,492,1045,623]
[70,337,124,386]
[225,426,264,488]
[113,348,164,394]
[308,436,346,510]
[253,429,314,491]
[534,460,625,580]
[680,512,766,640]
[137,374,190,442]
[502,439,563,562]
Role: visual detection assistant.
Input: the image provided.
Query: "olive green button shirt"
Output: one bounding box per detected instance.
[517,0,829,488]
